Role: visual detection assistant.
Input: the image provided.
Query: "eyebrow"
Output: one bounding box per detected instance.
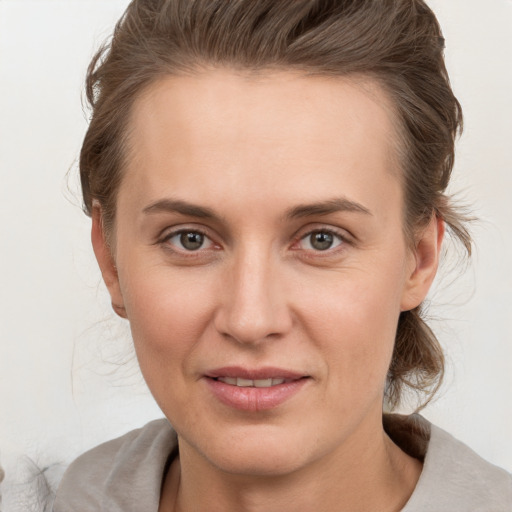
[142,197,371,221]
[285,197,372,219]
[143,199,219,219]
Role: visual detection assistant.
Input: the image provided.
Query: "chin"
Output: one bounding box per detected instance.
[211,448,308,478]
[185,424,315,477]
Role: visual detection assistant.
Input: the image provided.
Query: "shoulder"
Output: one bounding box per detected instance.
[53,418,177,512]
[397,415,512,511]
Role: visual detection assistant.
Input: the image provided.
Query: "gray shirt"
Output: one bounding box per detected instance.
[54,415,512,511]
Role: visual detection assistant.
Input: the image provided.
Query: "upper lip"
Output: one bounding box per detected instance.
[205,366,307,380]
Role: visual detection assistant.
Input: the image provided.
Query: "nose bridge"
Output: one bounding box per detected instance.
[215,241,290,344]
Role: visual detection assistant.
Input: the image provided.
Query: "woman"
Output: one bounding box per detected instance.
[54,0,512,510]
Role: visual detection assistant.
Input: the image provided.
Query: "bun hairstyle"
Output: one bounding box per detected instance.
[80,0,471,409]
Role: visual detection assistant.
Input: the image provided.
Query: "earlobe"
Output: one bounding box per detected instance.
[91,205,127,319]
[400,216,444,312]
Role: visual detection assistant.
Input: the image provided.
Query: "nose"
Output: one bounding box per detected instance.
[214,246,293,345]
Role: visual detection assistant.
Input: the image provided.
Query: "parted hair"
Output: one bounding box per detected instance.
[80,0,471,409]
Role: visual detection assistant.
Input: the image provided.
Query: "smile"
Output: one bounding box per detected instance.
[205,368,309,411]
[215,377,290,387]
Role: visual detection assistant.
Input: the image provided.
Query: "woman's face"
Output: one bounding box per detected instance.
[94,70,440,476]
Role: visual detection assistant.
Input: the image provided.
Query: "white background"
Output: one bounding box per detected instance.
[0,0,511,478]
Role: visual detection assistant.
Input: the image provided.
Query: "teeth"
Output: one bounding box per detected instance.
[217,377,288,387]
[254,378,273,388]
[236,378,254,387]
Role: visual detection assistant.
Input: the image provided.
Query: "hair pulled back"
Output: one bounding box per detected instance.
[80,0,471,409]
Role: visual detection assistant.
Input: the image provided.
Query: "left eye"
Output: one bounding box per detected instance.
[165,231,214,251]
[299,230,343,251]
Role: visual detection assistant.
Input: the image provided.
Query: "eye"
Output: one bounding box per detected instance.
[298,230,344,251]
[164,230,214,251]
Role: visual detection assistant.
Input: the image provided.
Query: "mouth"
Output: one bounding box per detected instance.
[204,367,310,411]
[205,366,307,385]
[214,377,295,387]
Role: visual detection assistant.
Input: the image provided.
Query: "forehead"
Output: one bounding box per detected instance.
[121,70,401,218]
[129,70,398,156]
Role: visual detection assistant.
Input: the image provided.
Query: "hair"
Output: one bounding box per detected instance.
[80,0,471,410]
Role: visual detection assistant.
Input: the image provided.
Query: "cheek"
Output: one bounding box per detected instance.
[298,264,406,391]
[122,266,214,340]
[118,267,216,385]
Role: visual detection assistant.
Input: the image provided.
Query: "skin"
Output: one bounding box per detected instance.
[92,70,443,512]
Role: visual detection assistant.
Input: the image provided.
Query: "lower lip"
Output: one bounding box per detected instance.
[205,378,309,412]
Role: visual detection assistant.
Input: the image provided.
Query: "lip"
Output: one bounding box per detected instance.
[204,366,310,412]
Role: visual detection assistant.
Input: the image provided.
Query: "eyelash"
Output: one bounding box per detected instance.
[157,226,351,257]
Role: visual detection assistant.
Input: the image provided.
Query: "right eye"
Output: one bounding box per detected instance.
[163,230,214,252]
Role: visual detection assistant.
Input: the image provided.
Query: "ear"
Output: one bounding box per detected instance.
[91,205,127,319]
[400,215,444,312]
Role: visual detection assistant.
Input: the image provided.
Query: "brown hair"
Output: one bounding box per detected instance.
[80,0,471,409]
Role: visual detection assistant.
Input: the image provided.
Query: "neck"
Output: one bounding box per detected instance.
[160,414,422,512]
